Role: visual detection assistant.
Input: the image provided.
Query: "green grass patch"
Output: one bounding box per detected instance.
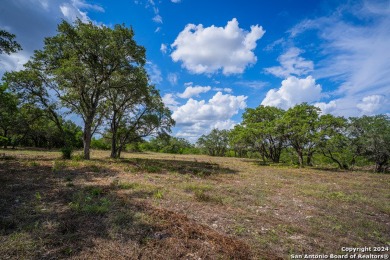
[52,160,67,173]
[183,183,212,193]
[153,189,164,199]
[118,182,140,190]
[69,187,110,215]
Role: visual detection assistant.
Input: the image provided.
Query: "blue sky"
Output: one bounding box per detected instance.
[1,0,389,141]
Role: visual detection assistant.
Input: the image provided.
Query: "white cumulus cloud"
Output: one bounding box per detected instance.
[172,92,247,141]
[314,100,337,115]
[171,18,265,75]
[213,87,233,93]
[173,92,247,123]
[265,47,313,78]
[261,76,322,109]
[162,93,179,111]
[177,85,211,98]
[357,95,387,115]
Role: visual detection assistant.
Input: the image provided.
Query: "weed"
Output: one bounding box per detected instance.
[153,189,164,199]
[88,164,100,173]
[143,165,162,173]
[234,225,246,235]
[87,187,103,196]
[52,160,66,173]
[72,153,84,161]
[184,183,212,193]
[194,190,223,204]
[28,161,39,167]
[69,188,110,215]
[35,192,41,200]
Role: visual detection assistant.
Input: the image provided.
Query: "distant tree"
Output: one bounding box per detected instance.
[282,103,320,167]
[197,129,229,156]
[142,135,193,154]
[0,83,19,148]
[0,29,22,55]
[349,115,390,172]
[229,125,250,158]
[240,105,286,163]
[4,69,65,139]
[160,137,193,154]
[317,114,354,169]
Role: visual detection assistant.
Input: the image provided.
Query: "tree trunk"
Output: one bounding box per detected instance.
[83,121,92,160]
[307,152,314,166]
[110,133,117,159]
[3,130,7,149]
[297,149,304,168]
[117,145,123,159]
[375,159,388,173]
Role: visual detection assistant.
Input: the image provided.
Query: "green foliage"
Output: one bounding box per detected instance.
[91,137,111,150]
[117,182,140,190]
[60,146,73,159]
[349,115,390,172]
[283,103,321,167]
[19,19,150,159]
[52,160,67,173]
[141,135,196,154]
[197,129,229,156]
[0,30,22,55]
[153,189,164,199]
[106,83,175,158]
[235,105,286,162]
[69,187,110,215]
[0,84,19,148]
[317,115,355,169]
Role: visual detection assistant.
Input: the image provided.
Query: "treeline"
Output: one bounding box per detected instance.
[122,103,389,173]
[1,20,173,159]
[197,104,389,172]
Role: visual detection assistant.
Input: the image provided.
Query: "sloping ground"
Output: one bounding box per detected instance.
[0,149,389,259]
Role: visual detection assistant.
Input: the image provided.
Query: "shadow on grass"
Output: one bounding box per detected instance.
[0,158,250,259]
[112,157,238,176]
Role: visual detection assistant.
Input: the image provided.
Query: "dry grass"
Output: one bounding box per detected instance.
[0,149,389,259]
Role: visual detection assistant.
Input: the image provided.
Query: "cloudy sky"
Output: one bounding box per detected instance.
[1,0,389,141]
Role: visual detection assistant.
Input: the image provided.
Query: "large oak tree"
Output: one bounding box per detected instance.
[20,20,146,159]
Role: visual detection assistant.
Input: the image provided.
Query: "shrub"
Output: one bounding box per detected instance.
[61,146,73,159]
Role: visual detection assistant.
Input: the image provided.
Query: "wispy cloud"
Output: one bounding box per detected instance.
[264,47,313,78]
[286,1,390,115]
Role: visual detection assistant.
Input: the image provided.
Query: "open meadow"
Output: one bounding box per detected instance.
[0,149,389,259]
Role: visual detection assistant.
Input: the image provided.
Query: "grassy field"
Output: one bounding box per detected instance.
[0,149,389,259]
